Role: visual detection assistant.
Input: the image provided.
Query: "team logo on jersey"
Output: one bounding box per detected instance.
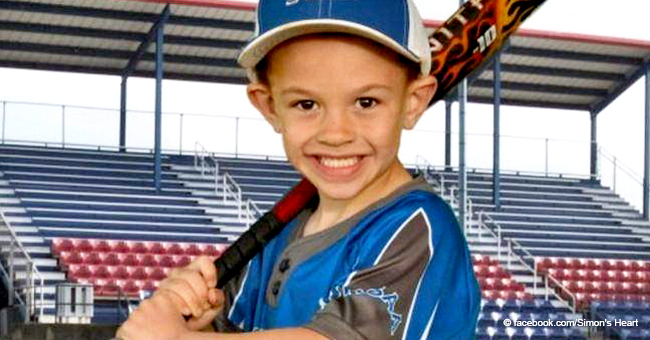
[319,286,403,335]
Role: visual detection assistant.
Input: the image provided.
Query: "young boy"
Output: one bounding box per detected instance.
[116,0,480,339]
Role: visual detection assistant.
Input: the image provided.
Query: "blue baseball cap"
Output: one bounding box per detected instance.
[238,0,432,81]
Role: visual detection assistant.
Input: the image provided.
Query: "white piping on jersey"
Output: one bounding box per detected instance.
[373,207,429,266]
[341,207,425,288]
[419,298,441,340]
[342,256,361,287]
[400,208,434,340]
[228,263,252,321]
[342,270,358,288]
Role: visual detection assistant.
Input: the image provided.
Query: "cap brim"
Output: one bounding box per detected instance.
[238,19,421,71]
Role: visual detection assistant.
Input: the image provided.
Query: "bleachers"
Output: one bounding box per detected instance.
[0,144,248,244]
[431,170,650,261]
[0,144,245,322]
[3,144,650,336]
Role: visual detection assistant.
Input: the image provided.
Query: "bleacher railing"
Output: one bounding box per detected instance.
[194,142,258,227]
[416,156,473,234]
[542,271,577,314]
[223,172,243,219]
[478,208,581,313]
[0,207,45,322]
[418,161,578,310]
[194,142,220,194]
[415,155,447,198]
[598,147,643,211]
[476,212,580,312]
[245,199,263,226]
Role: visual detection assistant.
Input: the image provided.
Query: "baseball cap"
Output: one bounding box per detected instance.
[238,0,432,81]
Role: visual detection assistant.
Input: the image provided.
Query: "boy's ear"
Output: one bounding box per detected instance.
[247,82,283,133]
[403,75,438,130]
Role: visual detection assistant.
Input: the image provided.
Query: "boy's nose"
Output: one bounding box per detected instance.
[316,109,355,146]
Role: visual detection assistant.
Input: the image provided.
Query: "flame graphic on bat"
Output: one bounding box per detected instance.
[430,0,547,104]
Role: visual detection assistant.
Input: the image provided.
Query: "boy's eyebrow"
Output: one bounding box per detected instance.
[280,84,393,96]
[280,87,313,96]
[355,84,393,93]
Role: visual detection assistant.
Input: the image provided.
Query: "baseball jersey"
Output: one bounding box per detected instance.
[214,176,481,339]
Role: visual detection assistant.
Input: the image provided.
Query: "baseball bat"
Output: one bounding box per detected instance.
[212,0,546,289]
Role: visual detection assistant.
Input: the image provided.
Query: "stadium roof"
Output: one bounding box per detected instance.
[1,0,650,113]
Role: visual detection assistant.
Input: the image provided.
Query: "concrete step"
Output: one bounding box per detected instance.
[0,188,16,195]
[1,245,50,255]
[4,216,32,224]
[623,219,650,227]
[16,271,65,281]
[0,235,45,244]
[10,258,58,269]
[0,226,39,234]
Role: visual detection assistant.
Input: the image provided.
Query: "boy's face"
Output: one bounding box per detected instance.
[248,35,436,202]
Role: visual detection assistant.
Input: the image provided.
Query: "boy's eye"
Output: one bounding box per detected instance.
[295,100,318,111]
[356,97,377,109]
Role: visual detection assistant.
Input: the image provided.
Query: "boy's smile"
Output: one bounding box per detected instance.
[248,34,436,229]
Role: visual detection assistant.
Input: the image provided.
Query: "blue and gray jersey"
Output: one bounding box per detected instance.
[214,176,480,339]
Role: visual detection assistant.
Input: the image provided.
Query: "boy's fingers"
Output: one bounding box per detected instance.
[159,276,206,317]
[208,288,225,307]
[182,270,211,310]
[186,306,221,331]
[162,289,192,316]
[187,256,218,288]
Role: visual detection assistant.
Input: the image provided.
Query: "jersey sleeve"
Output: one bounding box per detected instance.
[304,196,481,340]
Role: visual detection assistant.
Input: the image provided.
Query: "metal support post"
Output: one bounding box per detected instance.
[120,78,127,152]
[457,0,468,231]
[458,80,468,231]
[590,111,598,182]
[120,4,170,158]
[153,23,164,192]
[445,100,452,171]
[493,52,501,209]
[643,64,650,220]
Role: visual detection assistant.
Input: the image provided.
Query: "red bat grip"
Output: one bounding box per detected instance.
[213,179,317,288]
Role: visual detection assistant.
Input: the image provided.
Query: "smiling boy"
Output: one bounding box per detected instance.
[116,1,480,339]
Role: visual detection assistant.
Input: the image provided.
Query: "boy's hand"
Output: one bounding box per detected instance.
[115,290,190,340]
[157,255,225,331]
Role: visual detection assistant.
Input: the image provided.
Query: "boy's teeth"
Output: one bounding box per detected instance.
[320,157,358,168]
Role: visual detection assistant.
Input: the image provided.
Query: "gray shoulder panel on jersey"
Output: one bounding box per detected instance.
[306,209,434,340]
[265,175,433,306]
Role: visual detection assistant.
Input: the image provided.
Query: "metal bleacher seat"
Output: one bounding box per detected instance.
[537,256,650,308]
[54,238,227,256]
[53,237,226,298]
